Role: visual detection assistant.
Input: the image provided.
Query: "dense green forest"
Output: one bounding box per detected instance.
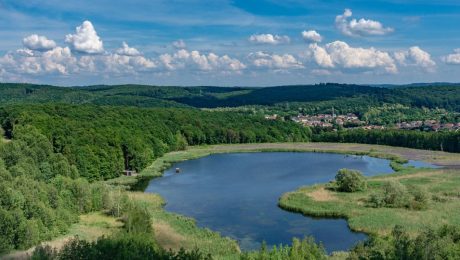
[0,104,311,180]
[0,126,109,253]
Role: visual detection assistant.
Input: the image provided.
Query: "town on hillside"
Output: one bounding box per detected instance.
[265,113,460,132]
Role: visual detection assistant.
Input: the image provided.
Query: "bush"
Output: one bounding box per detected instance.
[335,169,367,192]
[368,182,429,210]
[408,185,429,210]
[32,234,211,260]
[381,181,409,207]
[242,237,327,260]
[368,192,386,208]
[348,225,460,260]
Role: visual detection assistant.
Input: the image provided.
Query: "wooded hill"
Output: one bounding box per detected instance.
[1,83,460,111]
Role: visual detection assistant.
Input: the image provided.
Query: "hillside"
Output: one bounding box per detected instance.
[1,83,460,111]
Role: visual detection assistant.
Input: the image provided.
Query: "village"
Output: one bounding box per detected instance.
[265,113,460,132]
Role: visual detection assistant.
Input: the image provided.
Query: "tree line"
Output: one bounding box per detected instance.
[313,128,460,153]
[0,104,311,181]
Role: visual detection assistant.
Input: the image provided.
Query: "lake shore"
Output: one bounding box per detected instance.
[107,142,460,188]
[13,143,457,259]
[105,142,460,255]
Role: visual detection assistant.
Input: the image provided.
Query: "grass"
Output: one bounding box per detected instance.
[279,168,460,236]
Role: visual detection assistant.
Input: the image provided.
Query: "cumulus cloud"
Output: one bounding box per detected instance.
[0,47,77,75]
[307,41,397,73]
[442,49,460,65]
[248,34,290,45]
[23,34,56,51]
[159,49,245,72]
[172,39,186,49]
[116,42,141,56]
[65,21,104,54]
[335,9,394,37]
[101,54,156,74]
[302,30,322,43]
[394,46,436,72]
[307,44,334,68]
[248,51,303,70]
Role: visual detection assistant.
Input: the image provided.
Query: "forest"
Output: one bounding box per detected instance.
[1,83,460,111]
[0,83,459,259]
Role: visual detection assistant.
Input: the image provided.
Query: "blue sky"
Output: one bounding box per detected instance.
[1,0,460,86]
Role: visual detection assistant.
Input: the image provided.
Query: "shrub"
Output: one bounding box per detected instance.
[369,181,429,210]
[368,192,386,208]
[408,185,429,210]
[335,169,367,192]
[381,181,409,207]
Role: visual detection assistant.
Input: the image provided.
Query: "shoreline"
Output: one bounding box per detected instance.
[103,142,460,254]
[107,142,460,189]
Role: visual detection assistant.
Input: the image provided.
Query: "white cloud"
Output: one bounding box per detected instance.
[159,49,245,72]
[302,30,322,43]
[248,51,303,70]
[307,43,334,68]
[102,53,156,74]
[307,41,397,73]
[23,34,56,51]
[172,39,186,49]
[442,49,460,65]
[394,46,436,72]
[116,42,141,56]
[16,48,35,57]
[65,21,104,54]
[335,9,394,37]
[248,34,290,45]
[0,47,77,75]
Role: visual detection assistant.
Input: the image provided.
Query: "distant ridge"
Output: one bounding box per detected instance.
[371,82,460,88]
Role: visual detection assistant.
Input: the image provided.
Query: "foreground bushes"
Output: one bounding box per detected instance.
[242,237,327,260]
[32,234,211,260]
[348,225,460,260]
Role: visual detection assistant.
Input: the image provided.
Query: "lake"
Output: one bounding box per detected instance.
[144,152,407,252]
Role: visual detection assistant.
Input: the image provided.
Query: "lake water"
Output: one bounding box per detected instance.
[144,152,399,252]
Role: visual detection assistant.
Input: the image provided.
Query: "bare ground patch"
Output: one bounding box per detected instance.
[307,187,337,202]
[153,221,186,251]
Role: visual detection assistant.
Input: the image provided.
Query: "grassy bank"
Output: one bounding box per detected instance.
[279,167,460,236]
